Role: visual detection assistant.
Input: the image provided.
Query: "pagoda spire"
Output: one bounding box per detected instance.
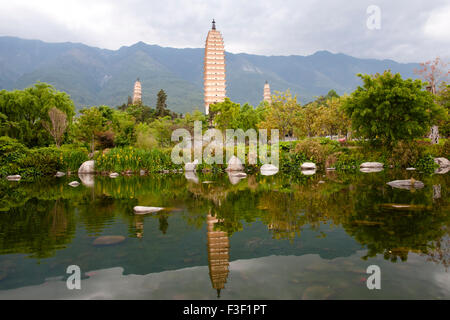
[212,19,216,30]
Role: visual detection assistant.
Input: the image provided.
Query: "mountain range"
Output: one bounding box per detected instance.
[0,36,421,114]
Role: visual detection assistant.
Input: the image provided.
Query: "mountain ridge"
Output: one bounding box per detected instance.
[0,36,421,114]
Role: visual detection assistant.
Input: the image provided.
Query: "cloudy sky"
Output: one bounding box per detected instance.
[0,0,449,63]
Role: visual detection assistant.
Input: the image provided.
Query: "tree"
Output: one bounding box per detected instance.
[436,82,450,137]
[0,82,75,147]
[209,98,241,131]
[156,89,168,117]
[42,107,68,147]
[343,71,445,147]
[414,57,449,143]
[258,90,303,139]
[74,107,105,153]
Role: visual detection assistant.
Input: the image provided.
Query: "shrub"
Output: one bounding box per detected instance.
[414,155,439,173]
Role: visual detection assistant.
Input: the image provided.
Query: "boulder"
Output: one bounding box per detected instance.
[360,162,383,168]
[79,174,94,187]
[226,156,244,171]
[406,168,416,171]
[231,172,247,178]
[55,171,66,177]
[92,235,125,246]
[260,164,278,176]
[78,160,95,174]
[6,175,21,181]
[387,179,424,190]
[109,172,119,178]
[139,169,147,176]
[434,157,450,168]
[185,159,199,172]
[68,181,80,187]
[133,206,164,214]
[301,162,316,170]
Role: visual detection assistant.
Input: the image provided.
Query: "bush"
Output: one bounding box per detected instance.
[414,155,439,173]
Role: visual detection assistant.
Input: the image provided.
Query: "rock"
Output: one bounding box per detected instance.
[79,174,94,187]
[78,160,95,174]
[185,159,199,172]
[260,164,278,176]
[109,172,119,178]
[434,157,450,168]
[68,181,80,187]
[406,167,416,171]
[6,175,21,181]
[92,236,125,246]
[139,169,147,176]
[435,167,450,174]
[185,171,199,183]
[162,170,170,174]
[55,171,66,177]
[133,206,164,214]
[360,162,383,168]
[318,181,325,184]
[226,155,244,171]
[301,170,316,176]
[360,167,383,173]
[301,162,316,170]
[202,181,214,184]
[326,168,336,171]
[387,179,424,190]
[380,203,427,210]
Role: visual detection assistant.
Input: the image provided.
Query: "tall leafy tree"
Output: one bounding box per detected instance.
[343,71,445,146]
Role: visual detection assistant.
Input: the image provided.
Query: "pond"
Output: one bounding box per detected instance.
[0,169,448,299]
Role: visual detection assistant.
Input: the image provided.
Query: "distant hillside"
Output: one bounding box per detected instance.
[0,36,421,114]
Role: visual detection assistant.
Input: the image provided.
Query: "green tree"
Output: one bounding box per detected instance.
[156,89,168,117]
[74,107,105,153]
[343,71,445,146]
[209,98,241,131]
[436,82,450,137]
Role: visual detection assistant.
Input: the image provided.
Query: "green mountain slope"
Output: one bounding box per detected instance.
[0,36,421,113]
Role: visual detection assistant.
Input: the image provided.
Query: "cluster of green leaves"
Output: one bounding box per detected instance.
[94,147,180,173]
[343,71,446,147]
[414,154,439,174]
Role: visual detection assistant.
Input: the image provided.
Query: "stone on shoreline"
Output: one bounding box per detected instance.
[301,162,316,170]
[434,157,450,168]
[6,175,21,181]
[55,171,66,177]
[133,206,164,214]
[226,156,244,171]
[260,164,278,176]
[360,162,383,168]
[109,172,119,178]
[78,160,95,174]
[185,159,199,172]
[360,167,383,173]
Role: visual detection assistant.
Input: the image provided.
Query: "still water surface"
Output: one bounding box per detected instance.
[0,170,448,299]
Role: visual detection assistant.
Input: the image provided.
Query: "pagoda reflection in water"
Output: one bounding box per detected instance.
[206,212,230,298]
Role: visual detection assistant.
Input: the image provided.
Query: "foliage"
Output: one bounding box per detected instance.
[343,71,446,147]
[0,82,75,147]
[414,155,439,174]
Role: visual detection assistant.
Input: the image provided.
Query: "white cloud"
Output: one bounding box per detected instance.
[0,0,448,63]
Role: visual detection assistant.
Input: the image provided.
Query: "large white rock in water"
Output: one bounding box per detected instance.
[434,157,450,168]
[109,172,119,178]
[226,155,244,171]
[301,162,316,170]
[184,159,199,172]
[6,175,21,181]
[360,162,383,168]
[133,206,164,214]
[55,171,65,177]
[435,167,450,174]
[79,174,94,187]
[78,160,95,174]
[68,181,80,187]
[260,164,278,176]
[387,179,424,190]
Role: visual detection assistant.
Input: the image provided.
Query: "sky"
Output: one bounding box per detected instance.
[0,0,449,63]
